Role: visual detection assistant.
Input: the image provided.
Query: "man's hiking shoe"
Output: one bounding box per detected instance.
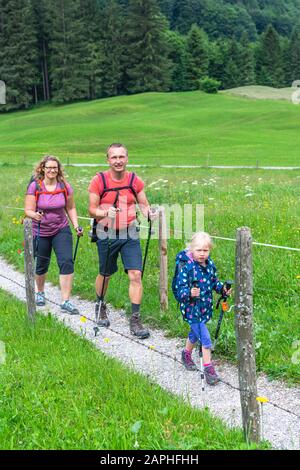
[60,300,79,315]
[130,315,150,339]
[204,364,220,385]
[181,349,197,371]
[36,291,45,306]
[95,301,110,327]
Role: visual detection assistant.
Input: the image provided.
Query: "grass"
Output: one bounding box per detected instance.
[0,289,266,450]
[0,90,300,166]
[0,92,298,449]
[0,165,299,384]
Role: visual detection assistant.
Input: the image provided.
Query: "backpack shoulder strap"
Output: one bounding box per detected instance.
[128,172,138,200]
[97,171,138,200]
[128,172,136,186]
[34,179,43,203]
[97,172,107,199]
[59,180,68,206]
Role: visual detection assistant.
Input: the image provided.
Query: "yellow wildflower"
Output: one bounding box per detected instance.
[256,396,269,404]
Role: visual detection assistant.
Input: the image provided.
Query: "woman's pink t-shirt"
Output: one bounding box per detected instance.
[27,180,73,237]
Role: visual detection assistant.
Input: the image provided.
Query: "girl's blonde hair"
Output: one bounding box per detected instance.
[34,155,65,183]
[186,231,213,252]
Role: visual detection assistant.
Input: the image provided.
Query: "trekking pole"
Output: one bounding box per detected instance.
[212,280,233,351]
[94,229,113,336]
[94,195,119,333]
[192,280,205,392]
[198,332,205,393]
[34,211,43,260]
[141,214,153,280]
[73,226,83,263]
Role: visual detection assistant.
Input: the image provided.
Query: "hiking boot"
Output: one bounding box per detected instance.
[130,315,150,339]
[95,301,110,327]
[181,349,197,371]
[204,364,220,385]
[36,291,45,306]
[60,300,79,315]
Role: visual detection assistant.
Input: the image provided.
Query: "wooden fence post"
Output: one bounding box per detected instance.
[235,227,260,443]
[159,207,168,310]
[24,218,36,323]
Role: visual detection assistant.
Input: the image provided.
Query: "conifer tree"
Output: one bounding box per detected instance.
[238,32,256,86]
[31,0,52,101]
[165,30,187,91]
[256,24,284,88]
[47,0,90,103]
[185,24,209,90]
[208,40,226,87]
[0,0,39,111]
[285,29,300,85]
[125,0,172,94]
[222,41,241,89]
[78,0,104,100]
[171,0,201,34]
[101,0,126,97]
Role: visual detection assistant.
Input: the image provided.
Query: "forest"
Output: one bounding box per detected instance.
[0,0,300,111]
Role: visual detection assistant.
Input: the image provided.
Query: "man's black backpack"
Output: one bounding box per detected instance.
[89,171,138,242]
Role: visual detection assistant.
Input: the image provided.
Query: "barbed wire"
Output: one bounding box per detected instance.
[0,271,299,421]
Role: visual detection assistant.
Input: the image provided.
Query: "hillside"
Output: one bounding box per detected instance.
[0,91,300,166]
[157,0,300,37]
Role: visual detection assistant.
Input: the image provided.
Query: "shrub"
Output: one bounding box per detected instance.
[199,76,221,93]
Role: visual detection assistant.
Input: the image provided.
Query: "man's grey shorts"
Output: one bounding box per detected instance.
[96,230,143,275]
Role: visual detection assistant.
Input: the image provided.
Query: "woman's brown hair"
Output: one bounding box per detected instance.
[34,155,65,183]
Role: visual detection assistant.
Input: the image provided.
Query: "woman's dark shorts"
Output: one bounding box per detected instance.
[34,226,74,275]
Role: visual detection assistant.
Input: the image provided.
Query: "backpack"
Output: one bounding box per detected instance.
[27,176,68,208]
[172,250,194,303]
[90,171,138,242]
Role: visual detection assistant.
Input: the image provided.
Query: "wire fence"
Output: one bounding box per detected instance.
[1,205,299,299]
[1,205,300,253]
[0,270,299,421]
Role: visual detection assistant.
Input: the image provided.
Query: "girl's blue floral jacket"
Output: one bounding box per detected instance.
[175,250,224,324]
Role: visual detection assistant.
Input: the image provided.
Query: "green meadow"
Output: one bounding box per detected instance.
[0,90,300,166]
[1,289,264,450]
[0,91,299,386]
[1,163,299,384]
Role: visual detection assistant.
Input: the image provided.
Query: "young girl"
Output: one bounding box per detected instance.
[174,232,231,385]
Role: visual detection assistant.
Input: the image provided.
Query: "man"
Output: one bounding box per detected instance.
[88,143,156,339]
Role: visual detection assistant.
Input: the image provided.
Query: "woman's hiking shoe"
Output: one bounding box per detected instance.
[36,291,45,306]
[60,300,79,315]
[95,301,110,327]
[204,364,220,385]
[181,349,197,371]
[130,315,150,339]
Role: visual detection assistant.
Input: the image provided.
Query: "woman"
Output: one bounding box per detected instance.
[25,155,83,314]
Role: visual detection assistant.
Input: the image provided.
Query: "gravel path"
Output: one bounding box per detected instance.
[0,257,299,450]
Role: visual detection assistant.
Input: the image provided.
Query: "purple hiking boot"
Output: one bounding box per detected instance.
[204,364,220,385]
[181,349,197,371]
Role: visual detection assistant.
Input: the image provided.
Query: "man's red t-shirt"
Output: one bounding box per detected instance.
[88,171,144,230]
